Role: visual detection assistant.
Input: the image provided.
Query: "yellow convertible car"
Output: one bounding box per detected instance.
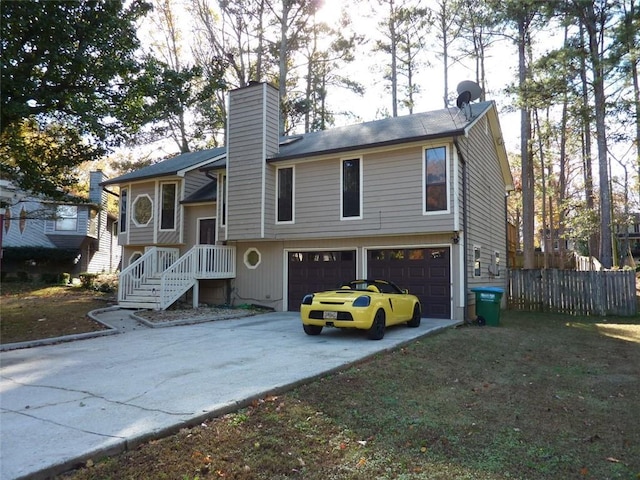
[300,279,422,340]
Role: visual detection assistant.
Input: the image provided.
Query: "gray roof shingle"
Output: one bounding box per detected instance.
[103,102,494,184]
[102,147,226,186]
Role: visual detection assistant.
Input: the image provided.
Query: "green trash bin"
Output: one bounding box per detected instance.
[471,287,504,326]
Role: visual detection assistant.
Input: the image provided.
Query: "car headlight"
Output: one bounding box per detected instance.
[302,294,314,305]
[352,295,371,307]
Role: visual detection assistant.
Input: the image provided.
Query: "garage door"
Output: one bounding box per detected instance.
[367,247,451,318]
[287,250,356,311]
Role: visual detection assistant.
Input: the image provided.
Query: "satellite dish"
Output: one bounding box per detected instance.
[456,80,482,102]
[456,90,471,109]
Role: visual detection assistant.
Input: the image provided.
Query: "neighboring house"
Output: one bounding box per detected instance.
[103,82,513,321]
[0,171,121,278]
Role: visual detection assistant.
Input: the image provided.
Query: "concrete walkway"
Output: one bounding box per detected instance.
[0,309,459,480]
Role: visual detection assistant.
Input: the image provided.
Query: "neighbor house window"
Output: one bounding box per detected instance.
[341,158,361,219]
[120,189,128,233]
[277,166,294,223]
[132,194,153,226]
[424,146,448,212]
[473,246,481,277]
[56,205,77,231]
[160,183,177,230]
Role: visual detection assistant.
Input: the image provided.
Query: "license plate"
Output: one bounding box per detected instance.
[323,311,338,320]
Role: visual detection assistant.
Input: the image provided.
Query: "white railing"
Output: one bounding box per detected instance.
[118,247,180,304]
[159,246,236,309]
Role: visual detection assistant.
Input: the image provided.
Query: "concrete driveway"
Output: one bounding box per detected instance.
[0,311,458,480]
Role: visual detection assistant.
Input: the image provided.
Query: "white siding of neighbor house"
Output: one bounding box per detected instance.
[463,114,509,301]
[227,83,279,241]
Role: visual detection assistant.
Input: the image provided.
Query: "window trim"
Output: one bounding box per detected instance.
[219,173,227,227]
[55,205,78,231]
[473,245,481,278]
[276,165,295,224]
[159,182,178,231]
[244,247,262,269]
[131,194,153,227]
[119,188,128,233]
[422,145,450,215]
[340,156,363,220]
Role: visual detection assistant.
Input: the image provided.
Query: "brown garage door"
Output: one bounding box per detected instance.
[367,247,451,318]
[287,250,357,311]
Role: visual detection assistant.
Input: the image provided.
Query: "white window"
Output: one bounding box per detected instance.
[473,246,481,278]
[423,146,449,214]
[220,174,227,227]
[341,157,362,220]
[160,183,177,230]
[244,248,261,269]
[132,194,153,227]
[119,189,128,233]
[56,205,78,231]
[277,166,294,223]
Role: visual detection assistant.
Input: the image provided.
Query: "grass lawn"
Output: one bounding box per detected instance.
[0,282,114,344]
[55,310,640,480]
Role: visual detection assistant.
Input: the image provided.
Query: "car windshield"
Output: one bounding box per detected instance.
[342,280,401,294]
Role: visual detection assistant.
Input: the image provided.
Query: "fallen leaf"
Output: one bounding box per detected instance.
[356,457,367,467]
[579,467,589,475]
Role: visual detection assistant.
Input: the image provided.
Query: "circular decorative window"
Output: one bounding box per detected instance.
[244,248,261,269]
[132,195,153,226]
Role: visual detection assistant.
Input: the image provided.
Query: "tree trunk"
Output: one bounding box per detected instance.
[519,16,535,270]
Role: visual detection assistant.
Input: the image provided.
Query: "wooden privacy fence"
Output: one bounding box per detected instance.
[508,269,637,316]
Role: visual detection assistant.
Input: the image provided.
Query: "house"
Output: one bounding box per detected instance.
[0,171,121,279]
[103,82,513,321]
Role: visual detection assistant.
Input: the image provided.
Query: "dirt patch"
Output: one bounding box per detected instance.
[134,306,265,324]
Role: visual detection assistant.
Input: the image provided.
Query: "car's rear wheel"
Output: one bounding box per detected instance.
[407,304,421,328]
[367,309,385,340]
[303,324,323,336]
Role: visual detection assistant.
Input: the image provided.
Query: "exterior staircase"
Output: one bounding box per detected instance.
[118,246,236,310]
[119,276,162,309]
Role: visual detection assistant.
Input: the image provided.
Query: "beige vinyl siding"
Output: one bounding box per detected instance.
[183,204,216,246]
[128,182,155,246]
[273,144,456,240]
[183,170,211,197]
[232,241,284,310]
[230,233,457,312]
[464,115,508,298]
[227,84,279,240]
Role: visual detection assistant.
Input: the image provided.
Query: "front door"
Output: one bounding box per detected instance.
[199,218,216,244]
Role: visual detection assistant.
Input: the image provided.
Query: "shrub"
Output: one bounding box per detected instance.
[60,272,71,285]
[79,272,99,290]
[16,271,30,282]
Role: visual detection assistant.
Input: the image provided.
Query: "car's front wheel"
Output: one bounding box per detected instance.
[303,324,323,336]
[407,304,421,328]
[367,309,386,340]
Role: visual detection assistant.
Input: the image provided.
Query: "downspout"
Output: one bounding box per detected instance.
[454,138,469,322]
